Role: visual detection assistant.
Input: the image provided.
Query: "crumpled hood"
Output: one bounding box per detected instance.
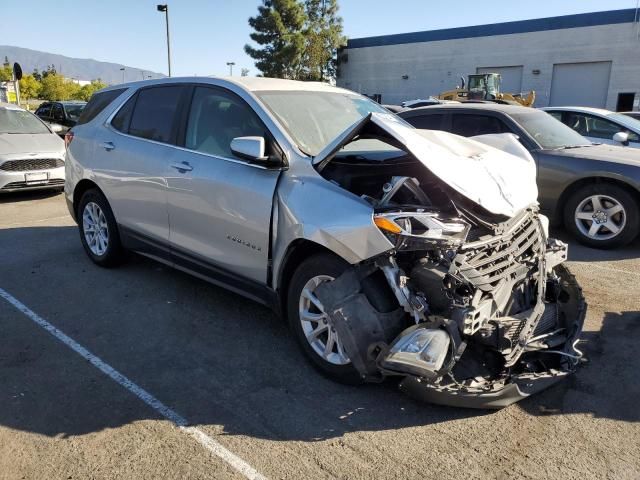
[0,133,65,157]
[315,112,538,217]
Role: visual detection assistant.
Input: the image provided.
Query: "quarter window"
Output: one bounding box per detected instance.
[36,104,51,117]
[185,86,265,158]
[76,88,126,126]
[128,86,184,144]
[451,114,506,137]
[111,94,136,133]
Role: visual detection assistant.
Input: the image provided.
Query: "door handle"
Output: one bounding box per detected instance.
[170,161,193,172]
[100,141,115,151]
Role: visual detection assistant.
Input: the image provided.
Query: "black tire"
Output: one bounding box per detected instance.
[77,189,125,267]
[287,253,362,384]
[564,183,639,249]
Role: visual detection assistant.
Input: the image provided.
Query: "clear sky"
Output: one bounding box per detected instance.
[1,0,636,78]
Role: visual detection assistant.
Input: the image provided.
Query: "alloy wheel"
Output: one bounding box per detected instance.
[574,194,626,241]
[82,201,109,256]
[298,275,350,365]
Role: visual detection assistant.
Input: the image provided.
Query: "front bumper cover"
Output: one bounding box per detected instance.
[399,264,586,409]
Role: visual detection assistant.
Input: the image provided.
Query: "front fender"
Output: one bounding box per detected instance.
[271,170,393,289]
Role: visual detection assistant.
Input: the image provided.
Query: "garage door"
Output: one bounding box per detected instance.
[549,62,611,108]
[476,66,523,94]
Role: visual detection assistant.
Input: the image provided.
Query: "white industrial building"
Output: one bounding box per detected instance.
[337,9,640,111]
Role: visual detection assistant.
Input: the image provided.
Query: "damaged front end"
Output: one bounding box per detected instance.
[312,114,586,409]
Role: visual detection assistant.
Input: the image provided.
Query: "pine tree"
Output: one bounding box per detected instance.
[244,0,307,79]
[303,0,346,81]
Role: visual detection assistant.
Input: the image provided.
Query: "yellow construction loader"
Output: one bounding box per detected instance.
[438,73,536,107]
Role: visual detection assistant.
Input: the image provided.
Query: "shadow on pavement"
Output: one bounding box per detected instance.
[552,226,640,262]
[519,311,640,422]
[0,189,64,204]
[0,224,637,445]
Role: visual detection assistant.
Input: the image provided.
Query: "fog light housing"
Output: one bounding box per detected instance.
[381,327,450,378]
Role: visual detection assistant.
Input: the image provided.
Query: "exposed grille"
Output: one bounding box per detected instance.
[0,158,64,171]
[455,211,544,292]
[1,179,64,190]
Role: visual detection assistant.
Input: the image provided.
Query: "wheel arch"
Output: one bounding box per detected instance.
[275,239,346,319]
[72,179,104,220]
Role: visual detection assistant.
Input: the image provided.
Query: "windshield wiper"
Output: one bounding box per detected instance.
[553,144,592,150]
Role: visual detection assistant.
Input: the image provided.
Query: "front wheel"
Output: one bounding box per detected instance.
[287,253,362,384]
[77,189,125,267]
[564,183,639,249]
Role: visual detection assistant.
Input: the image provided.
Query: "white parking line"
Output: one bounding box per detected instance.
[0,287,267,480]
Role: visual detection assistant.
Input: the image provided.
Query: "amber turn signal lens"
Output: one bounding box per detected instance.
[374,216,402,234]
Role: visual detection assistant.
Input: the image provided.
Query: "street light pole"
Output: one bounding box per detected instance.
[157,4,172,77]
[226,62,235,76]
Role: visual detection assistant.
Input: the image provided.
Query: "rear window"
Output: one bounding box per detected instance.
[76,88,126,126]
[451,114,506,137]
[405,114,445,131]
[128,86,184,144]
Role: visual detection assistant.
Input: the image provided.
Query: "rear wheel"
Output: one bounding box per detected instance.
[287,253,362,384]
[77,189,125,267]
[564,183,639,249]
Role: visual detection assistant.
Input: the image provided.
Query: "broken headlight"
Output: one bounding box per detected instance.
[380,327,450,378]
[374,211,470,249]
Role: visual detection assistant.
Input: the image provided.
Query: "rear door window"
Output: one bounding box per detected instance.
[405,114,445,131]
[451,114,506,137]
[128,86,185,144]
[76,88,126,126]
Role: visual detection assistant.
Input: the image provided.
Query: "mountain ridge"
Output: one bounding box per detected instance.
[0,45,165,85]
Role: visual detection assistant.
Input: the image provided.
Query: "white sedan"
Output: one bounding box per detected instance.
[542,106,640,149]
[0,102,66,193]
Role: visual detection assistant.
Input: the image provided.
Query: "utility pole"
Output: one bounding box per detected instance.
[226,62,235,76]
[157,4,172,77]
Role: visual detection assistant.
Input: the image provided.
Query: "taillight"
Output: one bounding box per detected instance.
[64,131,74,149]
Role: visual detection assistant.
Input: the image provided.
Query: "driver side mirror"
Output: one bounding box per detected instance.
[613,131,629,146]
[230,136,269,162]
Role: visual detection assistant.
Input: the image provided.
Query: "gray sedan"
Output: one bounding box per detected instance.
[400,103,640,248]
[0,102,65,193]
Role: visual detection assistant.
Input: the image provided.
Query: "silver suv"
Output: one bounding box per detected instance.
[65,78,585,408]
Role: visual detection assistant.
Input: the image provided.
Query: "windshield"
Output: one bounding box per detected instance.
[64,104,86,121]
[255,90,389,156]
[0,108,51,134]
[510,111,591,149]
[608,113,640,132]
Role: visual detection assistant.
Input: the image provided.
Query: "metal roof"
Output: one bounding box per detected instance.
[347,9,639,49]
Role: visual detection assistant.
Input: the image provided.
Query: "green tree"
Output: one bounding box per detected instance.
[302,0,346,81]
[244,0,307,79]
[18,75,41,101]
[73,80,107,101]
[39,73,70,101]
[0,65,13,82]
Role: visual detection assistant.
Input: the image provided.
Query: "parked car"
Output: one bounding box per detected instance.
[65,78,584,408]
[401,97,458,108]
[621,111,640,121]
[35,100,87,136]
[542,106,640,149]
[399,103,640,248]
[0,102,65,193]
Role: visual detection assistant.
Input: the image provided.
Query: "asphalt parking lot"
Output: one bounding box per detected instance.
[1,190,639,480]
